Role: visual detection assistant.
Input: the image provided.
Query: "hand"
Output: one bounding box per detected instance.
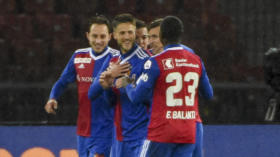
[107,61,131,78]
[115,74,136,88]
[99,71,114,89]
[44,99,58,114]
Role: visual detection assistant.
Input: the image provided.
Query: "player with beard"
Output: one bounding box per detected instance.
[88,13,151,157]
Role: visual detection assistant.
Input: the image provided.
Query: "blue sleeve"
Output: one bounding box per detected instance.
[49,54,77,100]
[88,56,111,100]
[126,58,160,104]
[181,44,195,54]
[103,88,117,105]
[199,60,213,99]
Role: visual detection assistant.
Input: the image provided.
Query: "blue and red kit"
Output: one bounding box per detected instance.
[88,44,151,157]
[49,46,119,156]
[126,44,213,157]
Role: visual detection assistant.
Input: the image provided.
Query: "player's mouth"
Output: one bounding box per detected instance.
[94,44,103,49]
[122,40,132,47]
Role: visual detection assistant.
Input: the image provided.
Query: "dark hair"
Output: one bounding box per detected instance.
[160,16,184,44]
[136,19,146,29]
[148,18,163,30]
[112,13,136,30]
[88,15,111,33]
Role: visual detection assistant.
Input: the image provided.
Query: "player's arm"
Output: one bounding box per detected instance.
[126,59,160,104]
[88,58,131,100]
[199,60,213,99]
[45,54,77,114]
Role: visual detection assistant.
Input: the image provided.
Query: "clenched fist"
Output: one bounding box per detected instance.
[44,99,58,114]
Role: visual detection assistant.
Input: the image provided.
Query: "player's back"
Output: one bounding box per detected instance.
[147,45,203,144]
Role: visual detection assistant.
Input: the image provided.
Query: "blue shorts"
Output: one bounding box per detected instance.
[140,140,195,157]
[110,139,145,157]
[77,135,111,157]
[193,122,203,157]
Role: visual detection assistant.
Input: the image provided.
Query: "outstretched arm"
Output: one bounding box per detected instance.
[45,54,76,114]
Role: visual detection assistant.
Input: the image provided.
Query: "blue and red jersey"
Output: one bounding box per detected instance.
[49,46,119,138]
[125,44,213,143]
[88,44,151,142]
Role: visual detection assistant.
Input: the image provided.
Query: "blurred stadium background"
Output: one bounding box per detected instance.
[1,0,278,125]
[0,0,280,156]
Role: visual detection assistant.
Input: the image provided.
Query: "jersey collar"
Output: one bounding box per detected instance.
[120,44,138,59]
[90,46,110,60]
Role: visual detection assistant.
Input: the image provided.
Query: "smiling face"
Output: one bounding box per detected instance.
[148,26,163,54]
[136,27,149,50]
[113,22,136,54]
[86,24,111,53]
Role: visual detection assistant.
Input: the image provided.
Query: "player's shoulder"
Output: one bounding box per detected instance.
[180,44,195,54]
[74,47,91,54]
[107,47,120,63]
[152,44,202,63]
[134,46,150,60]
[108,47,120,57]
[172,44,201,60]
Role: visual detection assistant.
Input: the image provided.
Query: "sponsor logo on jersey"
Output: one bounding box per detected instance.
[144,60,152,69]
[74,58,91,64]
[175,58,187,62]
[162,58,174,70]
[175,58,199,68]
[77,75,94,83]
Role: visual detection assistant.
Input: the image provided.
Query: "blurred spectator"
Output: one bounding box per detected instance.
[263,48,280,92]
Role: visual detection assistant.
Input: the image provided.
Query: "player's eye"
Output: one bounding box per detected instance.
[100,35,106,39]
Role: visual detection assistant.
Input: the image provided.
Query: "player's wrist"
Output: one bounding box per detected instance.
[48,99,57,104]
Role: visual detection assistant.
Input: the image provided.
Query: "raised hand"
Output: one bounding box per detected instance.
[107,61,131,78]
[99,71,114,89]
[115,74,136,88]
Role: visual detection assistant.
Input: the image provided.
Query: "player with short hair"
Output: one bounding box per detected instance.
[88,13,151,157]
[148,18,164,55]
[125,16,213,157]
[136,18,149,50]
[44,15,119,157]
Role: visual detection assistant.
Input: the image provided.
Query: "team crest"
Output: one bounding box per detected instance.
[162,58,174,70]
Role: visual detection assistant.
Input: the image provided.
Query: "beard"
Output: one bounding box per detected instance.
[118,39,134,53]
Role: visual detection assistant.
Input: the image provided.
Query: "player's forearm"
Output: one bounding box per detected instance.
[49,79,69,100]
[199,75,213,99]
[103,89,117,105]
[88,78,105,100]
[126,84,151,104]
